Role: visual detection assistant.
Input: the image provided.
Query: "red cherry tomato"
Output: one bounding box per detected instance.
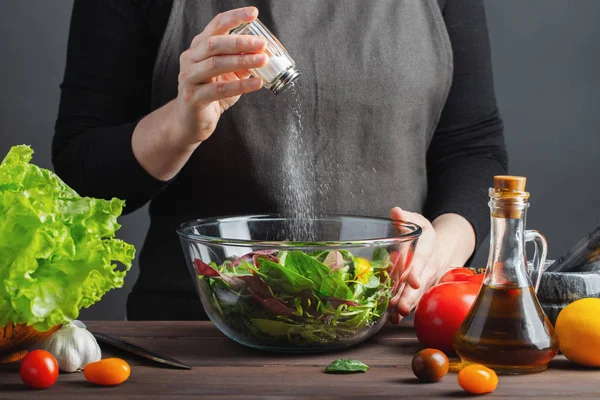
[414,282,480,354]
[439,268,484,284]
[19,350,59,389]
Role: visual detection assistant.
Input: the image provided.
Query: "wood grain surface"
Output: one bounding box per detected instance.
[0,321,598,399]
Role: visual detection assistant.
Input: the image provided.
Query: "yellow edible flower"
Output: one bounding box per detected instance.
[355,257,373,284]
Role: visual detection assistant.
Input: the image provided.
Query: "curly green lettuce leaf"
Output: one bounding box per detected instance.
[0,145,135,331]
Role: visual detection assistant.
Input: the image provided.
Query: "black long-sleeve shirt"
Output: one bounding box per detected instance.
[53,0,507,299]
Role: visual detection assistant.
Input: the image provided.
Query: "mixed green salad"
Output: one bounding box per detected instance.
[0,145,134,331]
[194,247,394,346]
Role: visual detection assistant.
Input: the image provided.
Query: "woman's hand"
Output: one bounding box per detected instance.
[132,7,267,181]
[388,207,476,324]
[172,6,267,146]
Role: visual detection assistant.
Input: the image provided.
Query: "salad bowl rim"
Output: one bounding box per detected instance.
[176,213,422,249]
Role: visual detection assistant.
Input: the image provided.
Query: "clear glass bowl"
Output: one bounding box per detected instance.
[177,214,421,352]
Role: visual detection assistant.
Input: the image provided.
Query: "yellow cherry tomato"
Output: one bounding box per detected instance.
[457,364,498,395]
[84,358,131,386]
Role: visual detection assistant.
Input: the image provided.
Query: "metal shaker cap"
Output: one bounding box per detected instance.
[270,68,301,95]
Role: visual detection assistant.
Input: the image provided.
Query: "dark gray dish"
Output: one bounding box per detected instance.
[536,222,600,324]
[538,262,600,325]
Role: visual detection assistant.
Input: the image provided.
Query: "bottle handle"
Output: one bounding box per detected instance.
[525,230,548,293]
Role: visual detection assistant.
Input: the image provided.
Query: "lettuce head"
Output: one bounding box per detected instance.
[0,145,135,331]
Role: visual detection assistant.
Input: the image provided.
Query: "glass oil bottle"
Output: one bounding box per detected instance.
[454,176,559,374]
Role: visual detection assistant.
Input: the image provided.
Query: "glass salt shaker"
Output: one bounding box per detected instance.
[231,18,300,95]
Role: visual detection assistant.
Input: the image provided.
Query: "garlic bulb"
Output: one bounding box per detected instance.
[72,320,87,329]
[40,320,101,372]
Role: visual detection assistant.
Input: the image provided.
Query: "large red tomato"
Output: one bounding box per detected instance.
[414,282,481,354]
[439,268,484,284]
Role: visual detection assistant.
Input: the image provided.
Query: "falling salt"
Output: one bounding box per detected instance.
[281,85,316,241]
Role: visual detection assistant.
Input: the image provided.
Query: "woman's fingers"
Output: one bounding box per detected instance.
[391,249,431,314]
[389,206,439,323]
[396,262,439,316]
[185,53,268,85]
[407,261,422,289]
[390,206,434,289]
[391,207,431,229]
[235,70,253,80]
[193,77,263,104]
[396,285,421,316]
[188,35,266,63]
[388,245,426,322]
[390,206,402,223]
[180,8,265,93]
[201,7,258,38]
[170,8,262,146]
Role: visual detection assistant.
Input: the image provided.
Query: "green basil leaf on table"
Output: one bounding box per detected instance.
[325,359,370,374]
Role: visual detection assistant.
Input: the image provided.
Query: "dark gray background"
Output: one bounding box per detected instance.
[1,1,599,320]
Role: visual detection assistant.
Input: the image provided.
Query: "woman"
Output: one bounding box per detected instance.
[53,0,507,321]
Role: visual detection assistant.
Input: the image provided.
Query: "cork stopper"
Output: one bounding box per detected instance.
[494,176,527,192]
[491,175,529,219]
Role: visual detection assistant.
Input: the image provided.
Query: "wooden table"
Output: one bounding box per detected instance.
[0,321,598,399]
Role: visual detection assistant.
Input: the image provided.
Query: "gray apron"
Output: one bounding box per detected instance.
[127,0,453,320]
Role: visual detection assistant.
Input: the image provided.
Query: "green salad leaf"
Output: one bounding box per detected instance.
[0,145,135,331]
[250,319,295,336]
[255,259,314,293]
[371,248,391,269]
[284,251,353,300]
[325,359,370,374]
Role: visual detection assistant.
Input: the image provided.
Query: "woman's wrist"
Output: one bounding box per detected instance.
[431,213,477,269]
[132,100,200,182]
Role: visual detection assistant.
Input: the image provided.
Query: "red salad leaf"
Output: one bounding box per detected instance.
[194,258,277,301]
[194,258,252,291]
[248,288,296,317]
[328,298,360,309]
[194,259,220,277]
[252,253,278,269]
[236,275,272,299]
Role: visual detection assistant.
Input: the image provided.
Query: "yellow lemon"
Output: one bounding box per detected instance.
[555,298,600,367]
[355,257,372,284]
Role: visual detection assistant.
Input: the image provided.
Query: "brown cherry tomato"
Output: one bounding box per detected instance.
[411,349,450,382]
[84,358,131,386]
[457,364,498,395]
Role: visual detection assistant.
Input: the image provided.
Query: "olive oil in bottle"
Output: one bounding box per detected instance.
[453,176,559,374]
[455,284,558,373]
